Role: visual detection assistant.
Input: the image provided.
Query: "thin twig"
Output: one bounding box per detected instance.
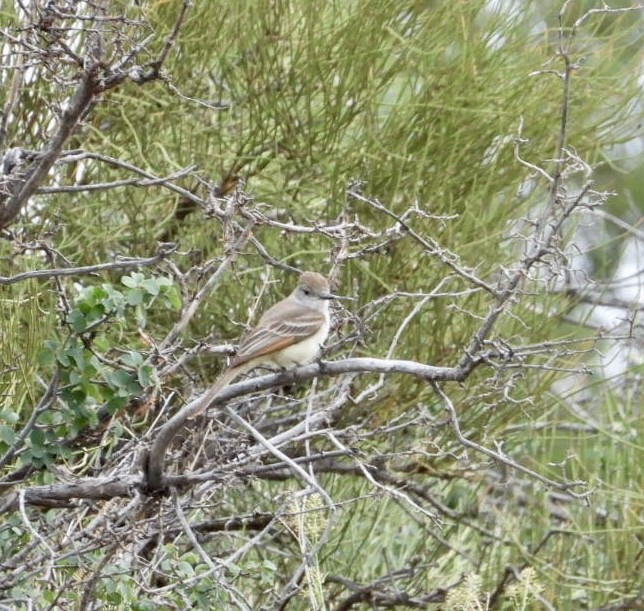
[0,244,177,286]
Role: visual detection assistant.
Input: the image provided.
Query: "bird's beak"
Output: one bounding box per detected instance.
[320,291,338,300]
[321,292,355,301]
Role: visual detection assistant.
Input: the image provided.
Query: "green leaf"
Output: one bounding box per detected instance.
[141,278,162,296]
[29,428,46,448]
[227,562,242,578]
[60,387,87,408]
[104,369,142,395]
[31,455,48,469]
[120,351,143,367]
[77,285,108,307]
[0,408,19,424]
[56,444,72,459]
[19,450,33,466]
[67,345,86,370]
[0,425,16,445]
[125,288,144,306]
[161,286,181,310]
[57,352,71,367]
[121,272,144,288]
[177,561,195,577]
[86,303,106,322]
[37,342,57,367]
[67,310,87,333]
[102,284,126,314]
[137,364,157,388]
[29,444,45,459]
[103,395,128,415]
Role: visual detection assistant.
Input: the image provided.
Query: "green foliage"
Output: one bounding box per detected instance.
[0,273,179,468]
[0,0,642,608]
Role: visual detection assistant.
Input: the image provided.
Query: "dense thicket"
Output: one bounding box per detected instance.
[0,1,642,609]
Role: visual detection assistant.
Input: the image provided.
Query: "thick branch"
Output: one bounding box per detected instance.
[0,68,98,229]
[0,475,140,512]
[143,357,472,491]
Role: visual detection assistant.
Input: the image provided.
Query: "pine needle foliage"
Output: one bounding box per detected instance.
[0,0,642,608]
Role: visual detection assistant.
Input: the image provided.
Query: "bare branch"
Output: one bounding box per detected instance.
[0,68,98,229]
[431,382,590,497]
[0,243,177,286]
[0,372,58,470]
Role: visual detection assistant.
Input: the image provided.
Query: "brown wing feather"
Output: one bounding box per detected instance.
[229,303,325,369]
[229,335,297,368]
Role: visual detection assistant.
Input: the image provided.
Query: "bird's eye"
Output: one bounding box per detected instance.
[303,287,310,295]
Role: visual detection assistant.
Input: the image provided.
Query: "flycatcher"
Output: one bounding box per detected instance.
[202,271,338,406]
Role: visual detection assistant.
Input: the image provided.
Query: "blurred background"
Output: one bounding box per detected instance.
[0,0,642,608]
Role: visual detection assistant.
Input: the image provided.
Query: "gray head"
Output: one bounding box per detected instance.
[291,272,336,306]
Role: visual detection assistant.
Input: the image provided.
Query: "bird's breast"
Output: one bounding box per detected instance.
[270,318,330,367]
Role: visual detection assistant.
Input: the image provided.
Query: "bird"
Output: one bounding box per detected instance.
[198,271,338,411]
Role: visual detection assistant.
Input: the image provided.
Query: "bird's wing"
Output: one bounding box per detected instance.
[229,304,325,368]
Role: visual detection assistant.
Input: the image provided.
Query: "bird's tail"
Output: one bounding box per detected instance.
[192,363,251,418]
